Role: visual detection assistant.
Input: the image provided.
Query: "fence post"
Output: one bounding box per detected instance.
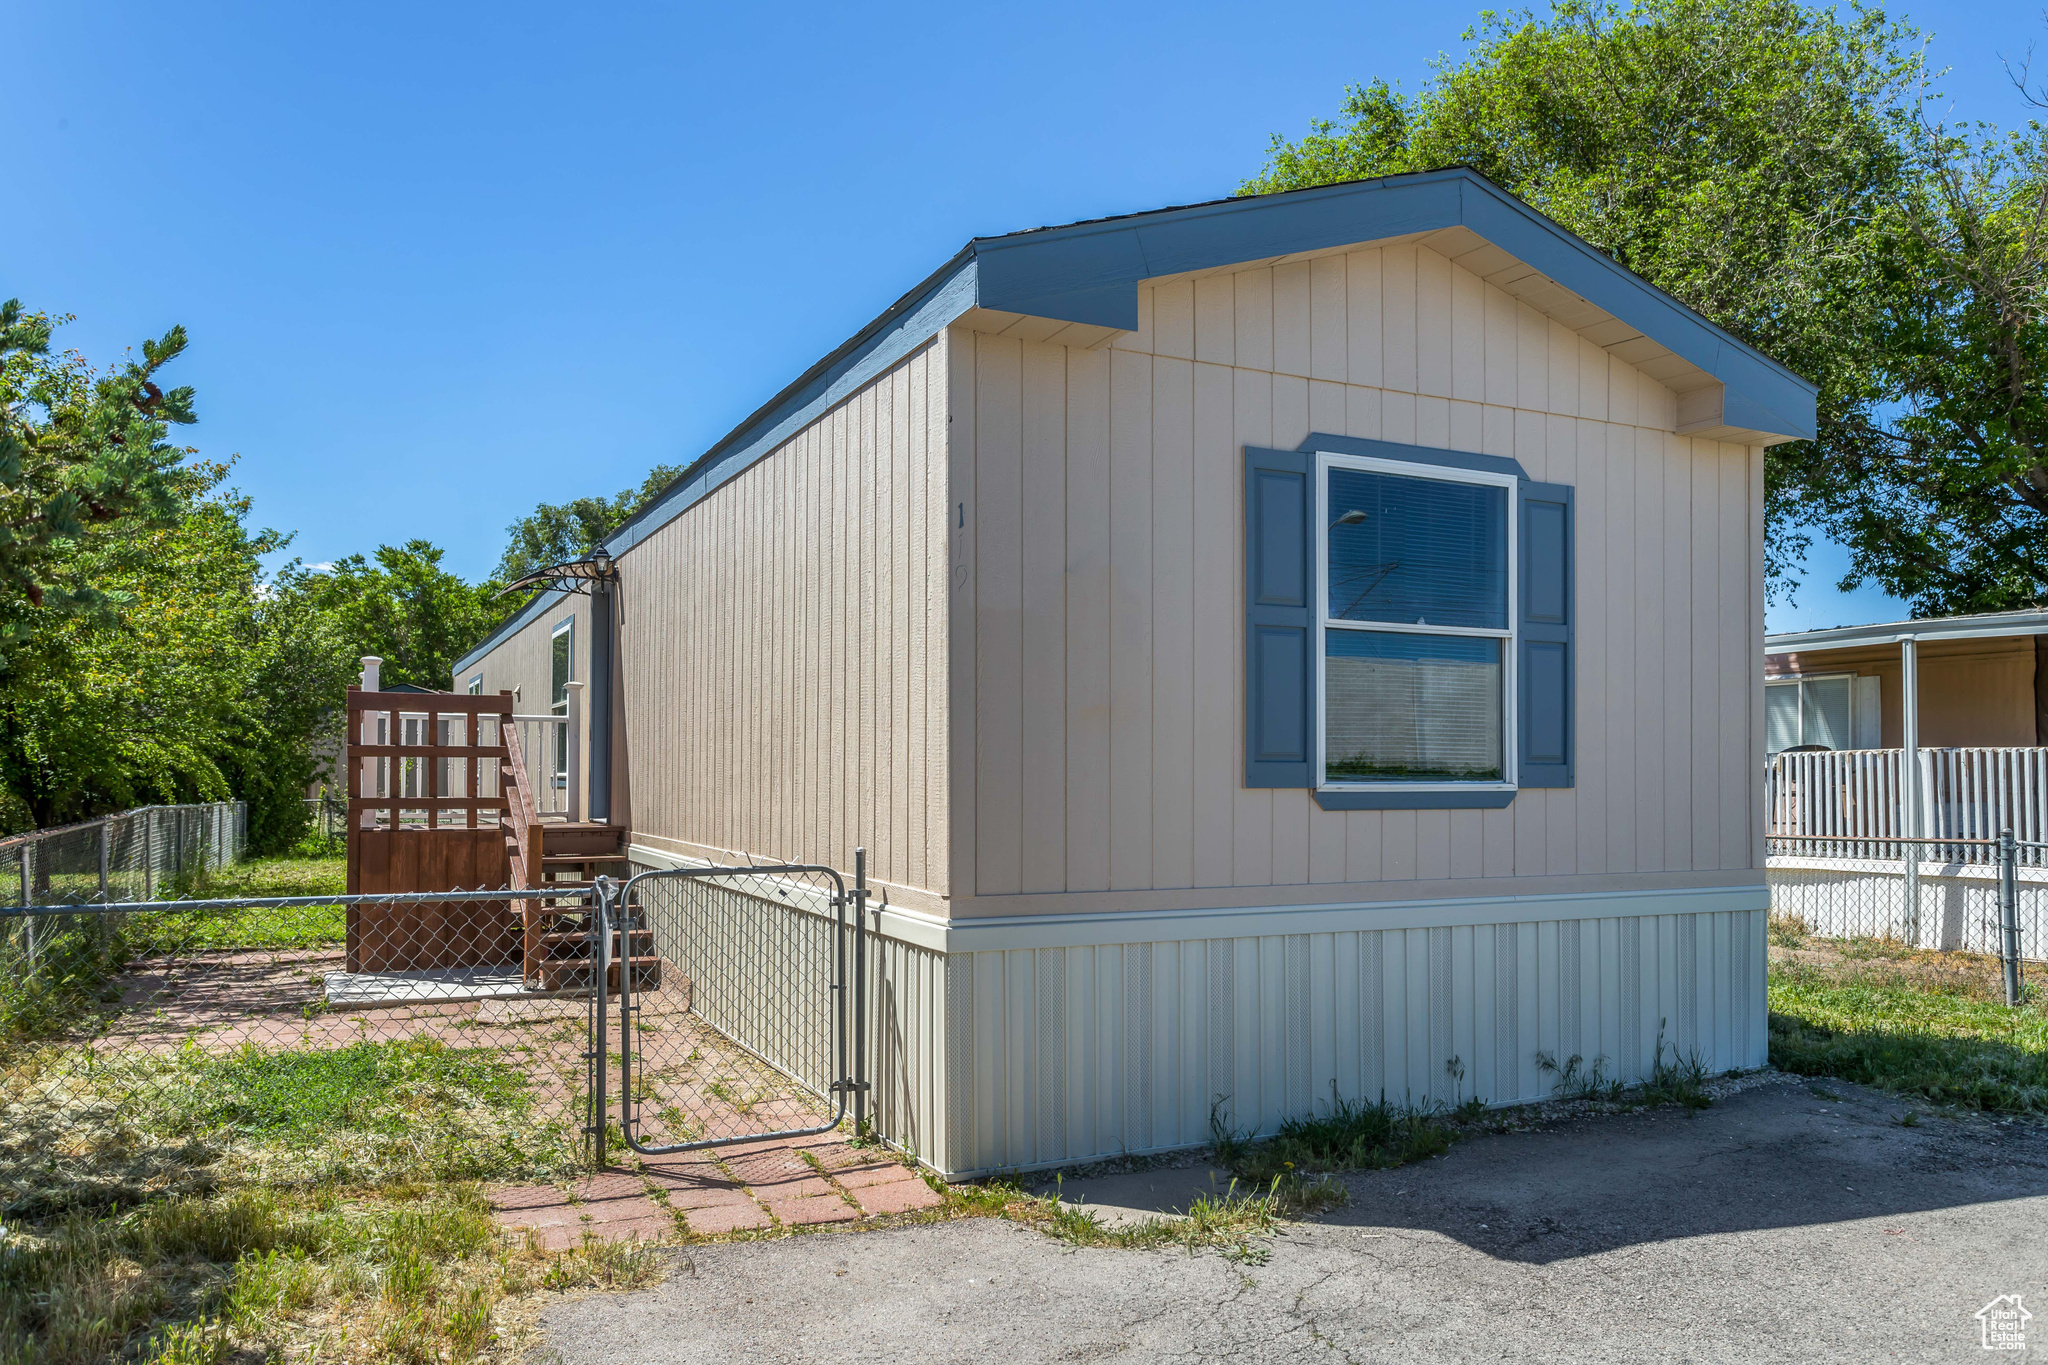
[853,846,868,1138]
[2000,827,2022,1007]
[592,877,611,1166]
[98,818,109,902]
[18,846,32,969]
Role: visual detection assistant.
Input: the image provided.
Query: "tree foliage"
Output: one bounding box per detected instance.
[1830,107,2048,613]
[0,300,197,627]
[493,464,682,585]
[296,541,505,691]
[1245,0,2048,613]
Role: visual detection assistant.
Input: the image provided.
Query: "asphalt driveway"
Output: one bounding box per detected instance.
[531,1076,2048,1363]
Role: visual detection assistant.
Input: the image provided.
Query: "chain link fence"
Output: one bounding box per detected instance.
[0,882,602,1215]
[0,802,246,910]
[1767,833,2041,997]
[303,793,347,845]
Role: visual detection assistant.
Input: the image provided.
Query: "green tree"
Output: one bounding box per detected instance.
[0,462,327,838]
[1242,0,1920,596]
[1822,105,2048,614]
[305,541,505,690]
[494,464,682,585]
[0,300,197,627]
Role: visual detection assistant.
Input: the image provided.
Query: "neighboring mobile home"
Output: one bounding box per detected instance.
[454,168,1816,1176]
[1763,611,2048,960]
[1765,609,2048,754]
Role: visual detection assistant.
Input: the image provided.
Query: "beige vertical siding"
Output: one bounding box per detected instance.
[452,590,591,805]
[951,239,1766,915]
[458,591,588,715]
[618,340,951,910]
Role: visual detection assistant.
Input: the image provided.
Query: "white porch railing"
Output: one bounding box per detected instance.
[1767,747,2048,867]
[511,679,583,822]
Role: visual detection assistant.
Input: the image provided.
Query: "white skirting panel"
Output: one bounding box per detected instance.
[939,902,1768,1177]
[628,846,1766,1178]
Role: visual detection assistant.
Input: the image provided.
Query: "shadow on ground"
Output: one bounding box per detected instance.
[532,1076,2048,1365]
[1044,1075,2048,1263]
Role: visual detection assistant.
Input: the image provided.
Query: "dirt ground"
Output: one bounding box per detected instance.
[531,1075,2048,1364]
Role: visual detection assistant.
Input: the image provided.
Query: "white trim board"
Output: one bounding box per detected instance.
[627,841,1763,955]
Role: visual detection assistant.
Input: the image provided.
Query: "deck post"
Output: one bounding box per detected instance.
[565,680,585,825]
[588,571,613,824]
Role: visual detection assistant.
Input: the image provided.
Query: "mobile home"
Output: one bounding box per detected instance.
[454,168,1815,1175]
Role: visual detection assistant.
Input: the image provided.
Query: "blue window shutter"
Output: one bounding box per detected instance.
[1244,446,1313,788]
[1519,481,1574,787]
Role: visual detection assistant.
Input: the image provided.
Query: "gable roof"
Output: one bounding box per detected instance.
[457,167,1816,675]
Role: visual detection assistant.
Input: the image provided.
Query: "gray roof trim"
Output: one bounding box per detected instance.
[455,168,1820,672]
[1765,608,2048,655]
[453,585,576,677]
[606,168,1816,567]
[601,255,977,559]
[972,169,1816,441]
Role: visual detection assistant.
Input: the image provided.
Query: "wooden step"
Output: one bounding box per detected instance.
[539,822,627,858]
[538,928,652,954]
[534,956,662,992]
[539,853,624,868]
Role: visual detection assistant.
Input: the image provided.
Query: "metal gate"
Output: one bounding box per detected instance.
[5,865,868,1174]
[591,852,869,1156]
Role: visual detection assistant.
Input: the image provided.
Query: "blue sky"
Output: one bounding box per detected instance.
[3,2,2040,631]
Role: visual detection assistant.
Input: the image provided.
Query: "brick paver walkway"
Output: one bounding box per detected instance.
[490,1130,944,1248]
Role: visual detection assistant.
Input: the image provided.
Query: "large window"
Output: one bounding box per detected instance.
[1317,456,1515,788]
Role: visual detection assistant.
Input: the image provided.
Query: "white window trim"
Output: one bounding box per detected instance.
[1313,451,1519,793]
[467,673,483,695]
[550,618,575,712]
[550,618,575,789]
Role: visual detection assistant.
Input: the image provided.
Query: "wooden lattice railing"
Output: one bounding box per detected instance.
[344,688,514,835]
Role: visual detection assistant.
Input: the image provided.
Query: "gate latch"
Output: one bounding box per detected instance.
[829,1080,871,1095]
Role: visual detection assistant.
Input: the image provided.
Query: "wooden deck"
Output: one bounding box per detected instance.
[344,686,646,989]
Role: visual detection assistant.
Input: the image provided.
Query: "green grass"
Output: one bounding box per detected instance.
[1769,957,2048,1114]
[2,856,350,1046]
[2,1029,604,1363]
[176,1038,535,1140]
[148,855,347,951]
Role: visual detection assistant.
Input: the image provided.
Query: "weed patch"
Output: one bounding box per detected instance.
[934,1173,1326,1264]
[1767,914,1810,949]
[0,1180,662,1365]
[1212,1090,1457,1184]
